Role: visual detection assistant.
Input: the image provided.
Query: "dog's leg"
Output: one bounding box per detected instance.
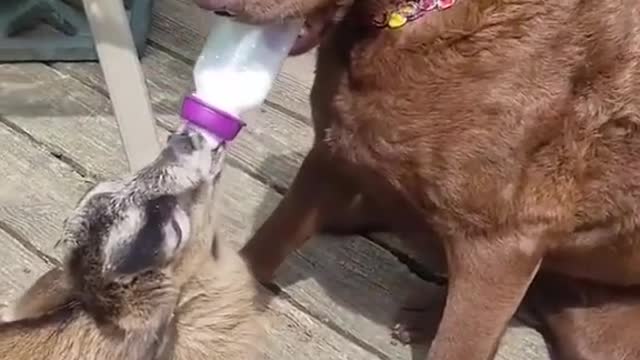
[1,268,73,322]
[321,190,387,235]
[392,283,447,344]
[398,232,542,360]
[523,273,640,360]
[241,145,385,282]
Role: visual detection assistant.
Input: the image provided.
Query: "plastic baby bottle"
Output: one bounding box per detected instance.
[180,14,302,146]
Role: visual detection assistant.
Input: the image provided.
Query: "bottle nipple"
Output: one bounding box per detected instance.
[180,94,246,144]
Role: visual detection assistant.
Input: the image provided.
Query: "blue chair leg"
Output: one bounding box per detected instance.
[0,0,154,62]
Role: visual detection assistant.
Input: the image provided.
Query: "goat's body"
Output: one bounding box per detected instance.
[0,239,265,360]
[0,307,169,360]
[0,128,266,359]
[169,242,266,360]
[0,273,177,360]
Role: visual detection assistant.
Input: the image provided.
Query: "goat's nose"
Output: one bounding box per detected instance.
[167,127,205,154]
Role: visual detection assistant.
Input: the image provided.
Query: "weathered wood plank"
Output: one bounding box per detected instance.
[264,297,375,360]
[0,228,51,309]
[0,115,377,360]
[0,115,89,206]
[1,63,549,358]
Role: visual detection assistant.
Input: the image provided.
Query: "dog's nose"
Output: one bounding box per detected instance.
[167,128,205,154]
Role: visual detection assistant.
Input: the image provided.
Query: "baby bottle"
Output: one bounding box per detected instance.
[180,14,302,146]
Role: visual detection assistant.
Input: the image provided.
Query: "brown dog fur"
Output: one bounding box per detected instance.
[0,129,266,360]
[194,0,640,359]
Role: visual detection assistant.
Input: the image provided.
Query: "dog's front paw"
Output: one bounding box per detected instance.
[392,285,446,345]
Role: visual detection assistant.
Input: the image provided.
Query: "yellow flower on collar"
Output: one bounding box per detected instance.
[387,11,408,29]
[378,0,456,30]
[387,3,419,29]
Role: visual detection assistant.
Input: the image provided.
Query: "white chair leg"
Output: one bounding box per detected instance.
[81,0,160,172]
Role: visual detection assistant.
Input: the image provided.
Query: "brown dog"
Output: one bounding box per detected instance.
[195,0,640,359]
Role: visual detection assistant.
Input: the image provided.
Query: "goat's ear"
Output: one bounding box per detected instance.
[56,213,88,249]
[108,195,189,276]
[57,190,113,249]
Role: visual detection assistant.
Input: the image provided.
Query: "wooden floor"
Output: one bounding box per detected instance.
[0,1,551,359]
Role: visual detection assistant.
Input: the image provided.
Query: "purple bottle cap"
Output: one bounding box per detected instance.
[180,94,246,142]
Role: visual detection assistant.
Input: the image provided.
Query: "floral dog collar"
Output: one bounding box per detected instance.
[375,0,457,29]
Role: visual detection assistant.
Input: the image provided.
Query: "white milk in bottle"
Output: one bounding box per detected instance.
[180,14,302,146]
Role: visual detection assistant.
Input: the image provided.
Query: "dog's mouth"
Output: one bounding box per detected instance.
[292,8,336,55]
[214,10,237,17]
[211,7,339,56]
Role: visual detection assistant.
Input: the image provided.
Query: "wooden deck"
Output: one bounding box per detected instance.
[0,1,551,358]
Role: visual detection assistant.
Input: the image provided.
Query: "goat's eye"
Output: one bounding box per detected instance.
[147,195,178,219]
